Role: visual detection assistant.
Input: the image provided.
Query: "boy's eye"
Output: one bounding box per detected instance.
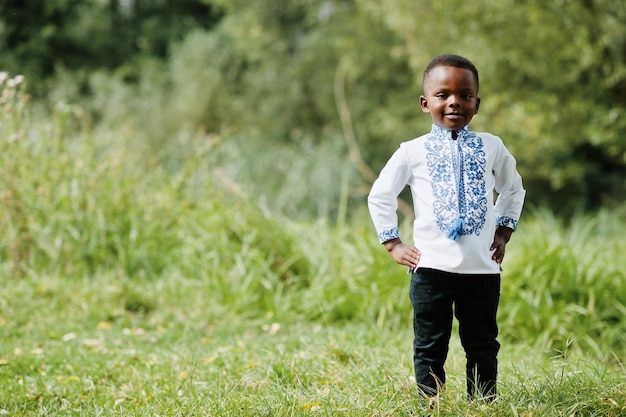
[436,93,447,98]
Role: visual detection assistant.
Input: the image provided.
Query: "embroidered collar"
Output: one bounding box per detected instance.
[430,124,470,140]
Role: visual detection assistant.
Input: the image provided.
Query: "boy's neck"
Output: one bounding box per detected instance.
[451,130,458,140]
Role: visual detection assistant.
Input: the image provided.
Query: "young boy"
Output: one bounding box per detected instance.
[367,54,525,399]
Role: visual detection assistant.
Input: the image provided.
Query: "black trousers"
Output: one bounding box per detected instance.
[409,268,501,398]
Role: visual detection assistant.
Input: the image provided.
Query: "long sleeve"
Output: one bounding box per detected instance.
[367,146,412,243]
[493,144,526,230]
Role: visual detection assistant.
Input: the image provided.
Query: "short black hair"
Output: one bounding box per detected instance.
[422,54,479,92]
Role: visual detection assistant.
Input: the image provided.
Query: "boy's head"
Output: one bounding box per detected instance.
[422,54,479,93]
[420,54,481,132]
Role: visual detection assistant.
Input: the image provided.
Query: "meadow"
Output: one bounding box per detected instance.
[1,75,625,416]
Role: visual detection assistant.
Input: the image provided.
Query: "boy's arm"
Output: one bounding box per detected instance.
[383,238,421,269]
[493,143,525,232]
[368,144,421,268]
[490,225,514,265]
[491,143,521,266]
[494,225,513,243]
[367,145,411,243]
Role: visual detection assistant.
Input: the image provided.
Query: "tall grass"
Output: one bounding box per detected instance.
[501,207,626,360]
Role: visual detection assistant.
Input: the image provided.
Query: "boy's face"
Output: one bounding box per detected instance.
[420,65,480,132]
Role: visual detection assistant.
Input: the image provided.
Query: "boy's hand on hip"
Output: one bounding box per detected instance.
[490,226,513,265]
[383,238,421,268]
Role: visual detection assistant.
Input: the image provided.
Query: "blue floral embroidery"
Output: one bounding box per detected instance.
[425,125,487,239]
[378,227,400,243]
[496,216,518,230]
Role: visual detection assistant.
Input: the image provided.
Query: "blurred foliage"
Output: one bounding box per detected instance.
[0,0,221,93]
[0,0,624,215]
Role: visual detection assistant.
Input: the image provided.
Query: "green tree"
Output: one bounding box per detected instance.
[0,0,221,93]
[365,0,626,210]
[169,0,625,211]
[1,0,624,214]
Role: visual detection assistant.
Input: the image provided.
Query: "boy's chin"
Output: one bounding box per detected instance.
[436,123,463,131]
[440,121,468,131]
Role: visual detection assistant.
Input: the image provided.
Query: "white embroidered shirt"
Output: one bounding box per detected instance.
[367,125,526,274]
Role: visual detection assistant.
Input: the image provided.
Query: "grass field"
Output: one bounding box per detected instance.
[1,273,624,416]
[1,70,625,416]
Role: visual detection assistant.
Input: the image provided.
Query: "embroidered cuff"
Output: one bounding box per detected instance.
[496,216,518,230]
[378,227,400,243]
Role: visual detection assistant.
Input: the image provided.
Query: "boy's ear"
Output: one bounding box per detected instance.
[420,95,430,113]
[475,97,481,114]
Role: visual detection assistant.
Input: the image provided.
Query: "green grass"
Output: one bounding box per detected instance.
[1,72,625,416]
[1,273,625,415]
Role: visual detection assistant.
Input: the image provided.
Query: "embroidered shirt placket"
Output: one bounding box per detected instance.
[447,134,465,241]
